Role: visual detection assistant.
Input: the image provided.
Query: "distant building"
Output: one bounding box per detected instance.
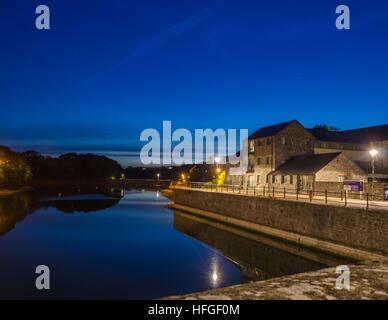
[228,120,388,190]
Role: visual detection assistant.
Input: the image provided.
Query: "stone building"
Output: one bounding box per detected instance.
[268,152,367,191]
[228,120,388,191]
[310,123,388,180]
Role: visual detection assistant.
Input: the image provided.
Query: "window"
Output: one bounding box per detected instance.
[266,156,271,165]
[248,140,255,153]
[281,176,286,184]
[257,140,262,146]
[267,138,272,145]
[257,157,262,165]
[257,175,262,185]
[281,136,286,145]
[248,159,255,173]
[338,176,345,182]
[248,176,254,187]
[290,175,294,184]
[272,175,276,183]
[266,175,269,183]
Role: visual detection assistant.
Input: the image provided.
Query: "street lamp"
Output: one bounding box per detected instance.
[215,156,220,173]
[369,149,378,198]
[156,173,160,181]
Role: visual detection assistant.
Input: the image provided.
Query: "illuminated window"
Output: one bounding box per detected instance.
[249,140,255,153]
[248,176,254,187]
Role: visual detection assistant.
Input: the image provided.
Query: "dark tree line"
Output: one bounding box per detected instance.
[22,151,123,180]
[124,163,223,182]
[1,144,223,187]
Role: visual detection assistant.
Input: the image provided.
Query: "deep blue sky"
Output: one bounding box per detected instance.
[1,0,388,165]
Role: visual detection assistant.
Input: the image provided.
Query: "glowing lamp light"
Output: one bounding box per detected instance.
[215,157,220,163]
[369,149,378,157]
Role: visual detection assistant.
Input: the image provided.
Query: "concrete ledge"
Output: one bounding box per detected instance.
[164,260,388,300]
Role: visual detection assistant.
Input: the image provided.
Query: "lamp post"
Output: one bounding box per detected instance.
[369,149,378,198]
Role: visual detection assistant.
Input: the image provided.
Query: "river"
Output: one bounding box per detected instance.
[0,190,345,299]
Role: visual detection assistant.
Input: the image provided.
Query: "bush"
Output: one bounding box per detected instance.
[0,146,31,189]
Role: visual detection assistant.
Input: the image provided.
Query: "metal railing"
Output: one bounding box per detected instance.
[184,182,388,211]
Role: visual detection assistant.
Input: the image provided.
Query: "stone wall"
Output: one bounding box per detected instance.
[245,121,315,188]
[174,189,388,255]
[314,181,386,200]
[315,153,367,182]
[273,121,315,168]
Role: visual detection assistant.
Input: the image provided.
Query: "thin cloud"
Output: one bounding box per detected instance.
[80,7,214,86]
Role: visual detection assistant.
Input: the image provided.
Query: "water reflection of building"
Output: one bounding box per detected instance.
[173,210,349,283]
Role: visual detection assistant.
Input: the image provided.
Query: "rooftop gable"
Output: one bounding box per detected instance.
[271,152,342,175]
[249,120,299,140]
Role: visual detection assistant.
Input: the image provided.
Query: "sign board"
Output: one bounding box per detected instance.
[343,180,364,192]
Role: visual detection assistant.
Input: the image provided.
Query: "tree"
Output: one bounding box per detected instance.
[0,146,31,189]
[313,124,339,132]
[22,152,123,180]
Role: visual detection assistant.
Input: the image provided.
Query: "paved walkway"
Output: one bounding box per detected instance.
[165,260,388,300]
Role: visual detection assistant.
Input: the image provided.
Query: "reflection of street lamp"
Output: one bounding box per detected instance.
[370,149,378,197]
[210,255,220,287]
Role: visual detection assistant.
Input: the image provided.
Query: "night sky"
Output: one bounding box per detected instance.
[1,0,388,165]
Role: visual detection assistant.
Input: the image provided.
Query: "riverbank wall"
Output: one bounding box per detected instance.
[173,189,388,260]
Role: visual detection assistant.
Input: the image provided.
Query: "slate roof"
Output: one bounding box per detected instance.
[309,124,388,144]
[249,120,388,144]
[249,120,298,139]
[270,152,341,175]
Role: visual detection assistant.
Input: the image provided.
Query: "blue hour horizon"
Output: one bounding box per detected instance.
[1,0,388,166]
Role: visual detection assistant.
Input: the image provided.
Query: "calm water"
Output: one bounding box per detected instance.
[0,190,340,299]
